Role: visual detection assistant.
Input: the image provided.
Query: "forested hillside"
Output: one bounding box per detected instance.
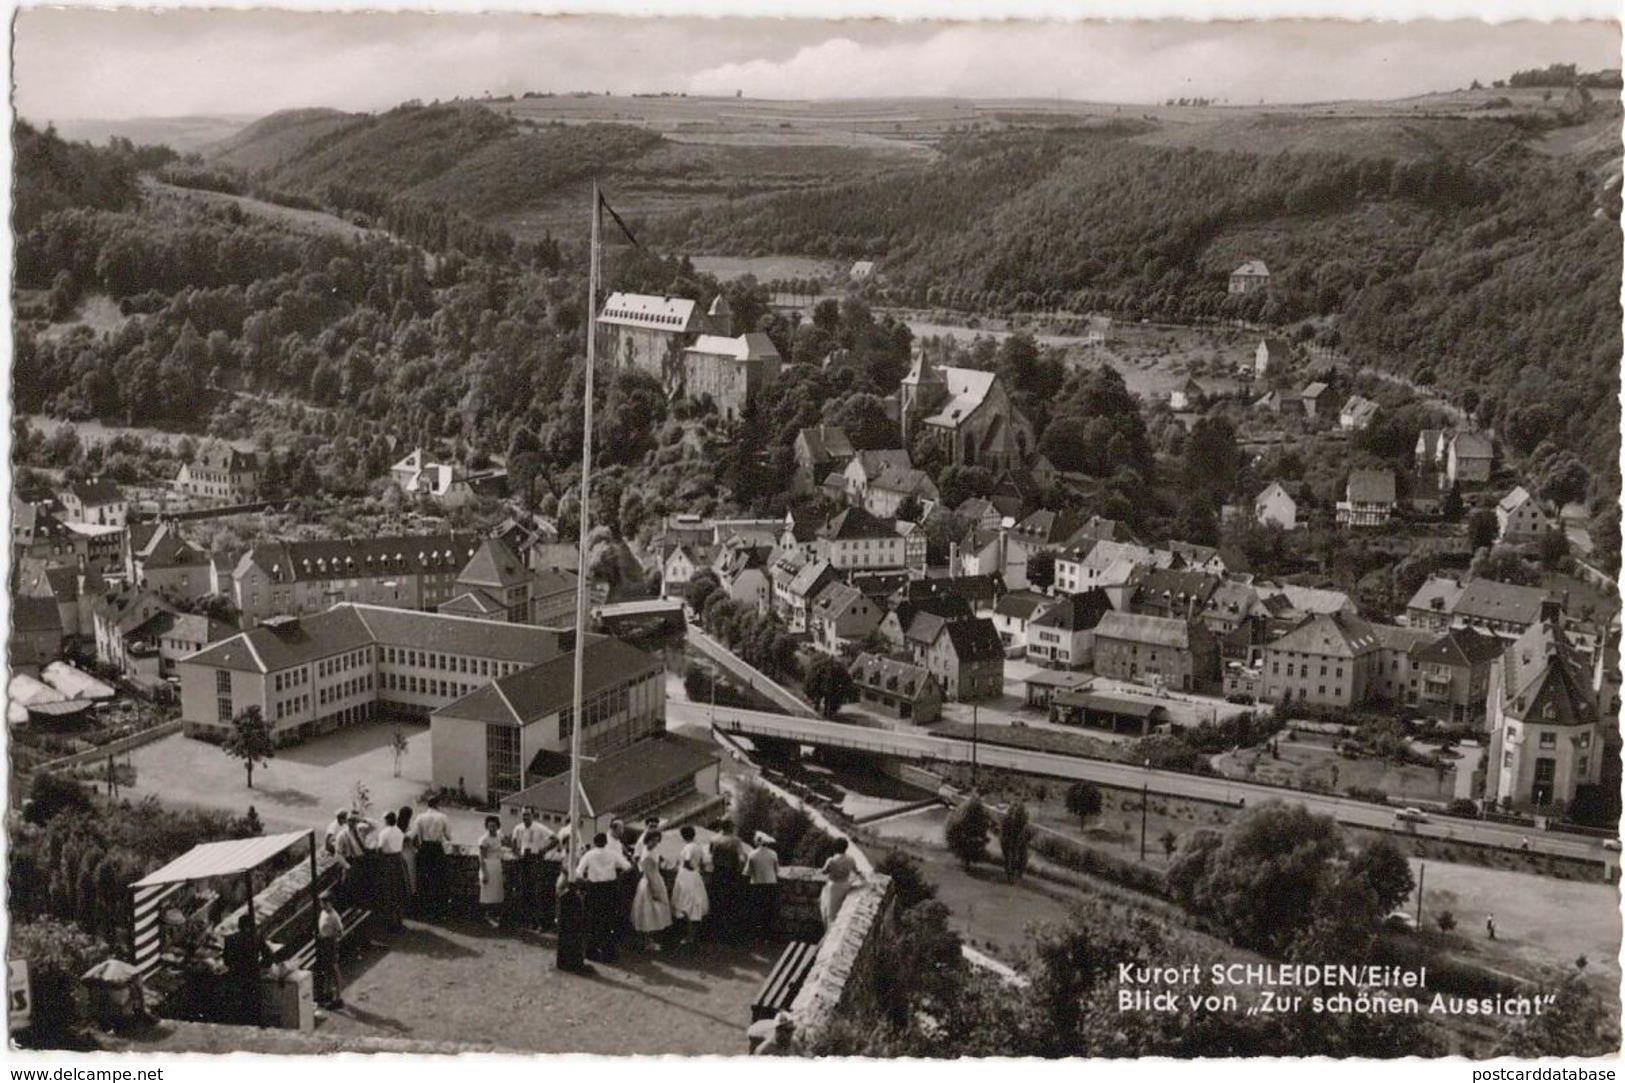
[657,121,1623,505]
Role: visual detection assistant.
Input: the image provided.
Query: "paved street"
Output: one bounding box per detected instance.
[676,702,1620,864]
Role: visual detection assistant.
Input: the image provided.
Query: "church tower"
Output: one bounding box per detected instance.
[706,294,734,337]
[899,345,947,446]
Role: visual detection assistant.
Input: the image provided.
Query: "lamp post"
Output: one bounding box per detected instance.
[971,702,979,789]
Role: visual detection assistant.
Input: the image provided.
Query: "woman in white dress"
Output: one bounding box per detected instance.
[478,815,506,928]
[819,838,864,928]
[670,825,711,944]
[630,830,672,951]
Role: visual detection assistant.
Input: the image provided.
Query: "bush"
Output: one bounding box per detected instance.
[25,774,96,825]
[1028,831,1167,897]
[11,918,109,1048]
[1345,786,1390,805]
[875,850,937,911]
[944,796,992,870]
[1446,799,1480,819]
[1437,910,1458,932]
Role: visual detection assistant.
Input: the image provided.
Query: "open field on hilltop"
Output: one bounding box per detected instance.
[34,294,128,344]
[691,254,847,282]
[143,179,382,242]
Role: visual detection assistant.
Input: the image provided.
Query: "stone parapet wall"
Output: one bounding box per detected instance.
[751,870,895,1053]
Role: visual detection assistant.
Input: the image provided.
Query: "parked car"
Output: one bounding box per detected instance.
[1394,807,1428,825]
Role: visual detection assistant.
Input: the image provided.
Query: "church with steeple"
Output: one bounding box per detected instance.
[897,346,1034,471]
[595,291,781,419]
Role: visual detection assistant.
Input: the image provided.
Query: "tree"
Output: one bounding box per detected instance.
[1347,837,1416,914]
[1440,482,1463,521]
[1536,528,1570,568]
[391,729,410,777]
[683,569,722,615]
[804,654,856,718]
[1065,780,1103,826]
[1160,830,1178,859]
[1027,550,1057,592]
[25,774,96,825]
[1468,508,1499,550]
[875,850,938,910]
[945,795,992,870]
[222,705,274,789]
[1166,802,1346,953]
[1000,802,1032,881]
[1182,415,1243,504]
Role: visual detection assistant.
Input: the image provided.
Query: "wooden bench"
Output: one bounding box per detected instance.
[288,906,373,972]
[751,940,819,1022]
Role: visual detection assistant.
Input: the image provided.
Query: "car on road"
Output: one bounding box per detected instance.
[1394,807,1429,825]
[1602,839,1621,853]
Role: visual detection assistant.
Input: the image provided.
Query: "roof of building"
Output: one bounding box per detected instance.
[438,590,507,617]
[1453,578,1551,628]
[240,532,480,584]
[798,425,855,463]
[1449,431,1493,460]
[1371,623,1436,654]
[812,582,876,625]
[13,594,64,635]
[181,604,570,674]
[1342,396,1380,424]
[506,734,719,817]
[994,589,1053,622]
[1256,481,1298,508]
[1407,575,1466,615]
[1164,541,1225,570]
[1413,627,1505,667]
[1053,690,1169,720]
[1497,486,1538,514]
[1417,429,1446,460]
[1266,612,1380,658]
[869,464,937,497]
[433,637,660,727]
[1030,590,1113,632]
[1093,611,1199,650]
[819,507,897,542]
[1346,469,1397,505]
[907,575,1001,607]
[851,653,936,700]
[1133,569,1221,613]
[685,332,781,362]
[944,617,1004,662]
[923,366,999,429]
[1011,509,1084,545]
[1300,381,1329,399]
[139,525,209,570]
[193,443,259,474]
[1497,620,1595,725]
[64,478,124,505]
[853,449,913,477]
[1272,583,1353,617]
[1062,516,1139,547]
[897,595,975,640]
[533,567,577,597]
[1236,262,1272,277]
[956,497,997,523]
[597,292,698,330]
[786,559,838,600]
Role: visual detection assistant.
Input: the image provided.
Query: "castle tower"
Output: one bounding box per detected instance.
[707,294,734,337]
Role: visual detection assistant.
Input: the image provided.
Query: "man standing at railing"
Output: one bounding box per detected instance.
[510,807,555,933]
[411,796,453,919]
[314,894,344,1010]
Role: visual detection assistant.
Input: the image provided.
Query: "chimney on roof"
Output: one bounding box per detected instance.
[1541,599,1563,624]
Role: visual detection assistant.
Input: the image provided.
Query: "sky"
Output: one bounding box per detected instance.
[12,5,1621,122]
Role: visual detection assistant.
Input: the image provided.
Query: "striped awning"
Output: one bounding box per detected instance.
[131,831,312,889]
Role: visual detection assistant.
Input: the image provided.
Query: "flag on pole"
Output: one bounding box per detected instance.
[598,190,640,249]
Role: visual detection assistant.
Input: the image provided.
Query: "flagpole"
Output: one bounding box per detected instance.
[567,179,599,875]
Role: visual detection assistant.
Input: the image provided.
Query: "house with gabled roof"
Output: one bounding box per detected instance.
[1496,486,1554,545]
[232,531,481,625]
[12,594,64,669]
[992,589,1055,653]
[1092,611,1220,693]
[809,582,884,657]
[125,521,213,602]
[1130,569,1220,622]
[1446,431,1493,486]
[176,442,260,503]
[776,558,839,634]
[794,425,856,495]
[1416,429,1447,474]
[454,536,535,623]
[850,652,942,723]
[1232,263,1272,296]
[881,592,975,656]
[1254,481,1299,531]
[59,477,127,528]
[1258,611,1382,708]
[1337,468,1397,527]
[1026,589,1113,670]
[1339,395,1380,432]
[1412,627,1504,725]
[815,507,906,571]
[1485,614,1603,809]
[912,615,1005,702]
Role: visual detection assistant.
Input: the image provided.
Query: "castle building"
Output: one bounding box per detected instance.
[596,292,779,418]
[898,349,1033,470]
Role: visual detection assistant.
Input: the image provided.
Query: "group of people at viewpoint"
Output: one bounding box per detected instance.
[318,795,865,973]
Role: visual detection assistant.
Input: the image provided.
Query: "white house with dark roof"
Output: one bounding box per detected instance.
[1254,481,1299,531]
[1026,590,1113,670]
[1446,431,1494,486]
[992,589,1055,652]
[1258,611,1381,708]
[1339,395,1380,432]
[1496,486,1554,544]
[176,443,260,503]
[1231,262,1272,295]
[1485,615,1603,809]
[59,478,127,528]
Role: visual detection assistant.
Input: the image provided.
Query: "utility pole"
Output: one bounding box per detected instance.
[1414,862,1426,927]
[971,702,979,789]
[1140,760,1150,862]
